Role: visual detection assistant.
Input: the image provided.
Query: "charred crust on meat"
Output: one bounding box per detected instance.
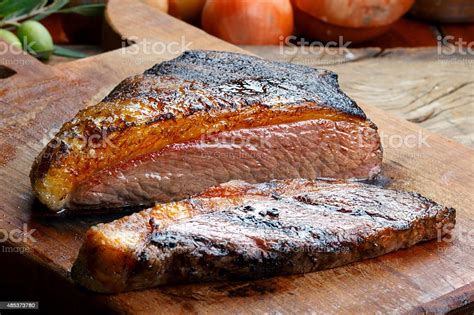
[150,231,179,248]
[143,50,366,118]
[148,217,160,232]
[270,192,281,200]
[242,205,255,212]
[267,208,280,217]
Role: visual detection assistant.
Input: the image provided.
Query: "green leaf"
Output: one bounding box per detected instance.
[32,0,69,21]
[0,0,45,19]
[53,45,89,59]
[58,3,105,17]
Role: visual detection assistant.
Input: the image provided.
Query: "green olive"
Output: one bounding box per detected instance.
[0,29,22,49]
[17,20,54,60]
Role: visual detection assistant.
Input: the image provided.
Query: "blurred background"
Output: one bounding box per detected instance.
[1,0,473,64]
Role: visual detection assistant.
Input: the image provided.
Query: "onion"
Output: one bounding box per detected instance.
[202,0,294,45]
[293,0,415,28]
[294,6,392,43]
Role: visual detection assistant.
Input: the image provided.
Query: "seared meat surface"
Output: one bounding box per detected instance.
[30,50,382,212]
[72,179,455,293]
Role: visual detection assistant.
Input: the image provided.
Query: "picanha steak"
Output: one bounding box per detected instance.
[71,179,455,293]
[31,50,382,212]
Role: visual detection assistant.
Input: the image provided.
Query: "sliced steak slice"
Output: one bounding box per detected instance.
[71,179,455,293]
[69,119,381,210]
[30,50,382,212]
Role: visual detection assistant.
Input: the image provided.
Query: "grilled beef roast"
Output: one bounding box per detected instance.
[72,179,455,293]
[31,50,382,212]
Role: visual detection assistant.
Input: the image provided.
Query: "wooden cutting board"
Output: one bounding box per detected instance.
[0,0,473,313]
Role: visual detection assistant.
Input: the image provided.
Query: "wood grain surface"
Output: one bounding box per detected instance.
[0,0,473,314]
